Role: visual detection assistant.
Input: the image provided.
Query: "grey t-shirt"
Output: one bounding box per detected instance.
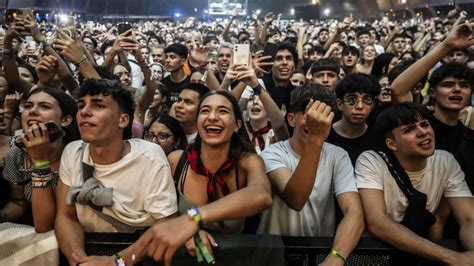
[257,140,358,236]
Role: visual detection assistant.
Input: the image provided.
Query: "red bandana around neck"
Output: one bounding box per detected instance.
[247,121,271,151]
[186,144,238,202]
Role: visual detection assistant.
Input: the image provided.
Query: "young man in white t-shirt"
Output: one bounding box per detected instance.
[356,102,474,264]
[258,83,364,265]
[55,79,178,265]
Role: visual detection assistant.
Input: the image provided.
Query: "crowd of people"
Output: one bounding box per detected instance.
[0,6,473,265]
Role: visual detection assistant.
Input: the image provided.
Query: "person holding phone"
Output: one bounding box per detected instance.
[1,86,80,233]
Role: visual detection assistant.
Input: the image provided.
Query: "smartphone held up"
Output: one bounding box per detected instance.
[14,121,65,149]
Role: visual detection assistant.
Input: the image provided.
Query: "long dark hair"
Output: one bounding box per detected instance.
[27,86,80,145]
[145,114,187,150]
[192,90,255,158]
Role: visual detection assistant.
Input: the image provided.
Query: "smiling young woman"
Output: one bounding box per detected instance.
[127,90,272,265]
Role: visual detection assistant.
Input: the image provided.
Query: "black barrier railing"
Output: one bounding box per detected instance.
[81,233,464,266]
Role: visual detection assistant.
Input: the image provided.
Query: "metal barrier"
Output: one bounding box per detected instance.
[81,233,463,266]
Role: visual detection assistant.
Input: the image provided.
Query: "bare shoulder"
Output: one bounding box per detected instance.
[168,150,185,176]
[238,153,264,169]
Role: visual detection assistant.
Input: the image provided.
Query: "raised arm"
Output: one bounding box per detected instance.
[134,50,156,124]
[259,12,274,46]
[53,29,101,82]
[237,65,289,141]
[391,23,474,104]
[222,15,236,43]
[268,100,333,211]
[3,20,34,95]
[324,17,351,51]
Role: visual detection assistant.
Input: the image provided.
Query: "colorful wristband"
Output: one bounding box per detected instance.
[31,180,51,189]
[113,253,126,266]
[187,207,204,229]
[195,233,215,264]
[33,160,50,169]
[330,249,346,264]
[252,83,264,96]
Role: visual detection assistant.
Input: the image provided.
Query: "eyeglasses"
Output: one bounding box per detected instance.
[343,98,374,106]
[144,132,174,143]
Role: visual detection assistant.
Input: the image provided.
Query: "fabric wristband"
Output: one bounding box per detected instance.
[187,207,204,229]
[194,234,215,264]
[330,249,346,264]
[33,160,50,169]
[31,180,51,189]
[252,83,264,96]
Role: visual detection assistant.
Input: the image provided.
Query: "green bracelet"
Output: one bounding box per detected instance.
[33,160,50,169]
[330,249,346,264]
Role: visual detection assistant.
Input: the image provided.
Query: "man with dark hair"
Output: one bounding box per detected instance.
[215,42,234,85]
[162,43,191,104]
[341,46,359,75]
[150,46,165,66]
[311,58,340,92]
[326,73,381,165]
[55,79,177,265]
[174,83,210,143]
[258,83,364,265]
[317,28,330,46]
[391,33,407,55]
[308,45,326,61]
[356,102,474,264]
[444,49,469,64]
[262,42,298,111]
[391,23,474,192]
[391,23,474,240]
[356,29,371,49]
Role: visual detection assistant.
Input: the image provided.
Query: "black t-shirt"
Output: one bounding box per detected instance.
[262,74,294,110]
[427,111,474,192]
[326,126,377,166]
[161,75,191,105]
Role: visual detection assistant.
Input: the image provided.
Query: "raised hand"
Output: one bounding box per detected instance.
[22,123,53,163]
[252,51,273,75]
[304,99,334,144]
[3,92,23,114]
[251,10,259,21]
[264,12,274,24]
[36,55,59,85]
[52,28,86,64]
[443,23,474,50]
[235,64,259,88]
[189,37,208,65]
